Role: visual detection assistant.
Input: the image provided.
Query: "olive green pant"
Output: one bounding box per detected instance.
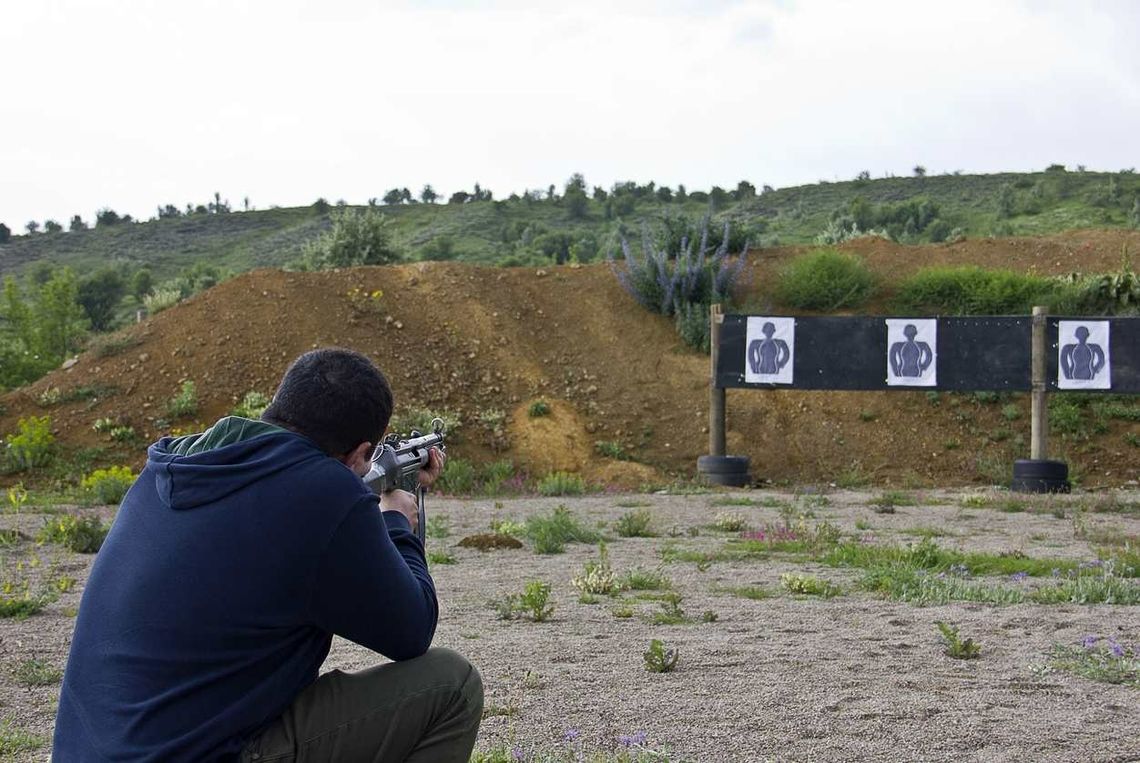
[241,648,483,763]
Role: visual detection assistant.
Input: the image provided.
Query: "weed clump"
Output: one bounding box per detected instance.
[525,505,601,554]
[3,416,54,471]
[614,508,656,538]
[643,639,680,672]
[39,514,110,553]
[80,465,135,504]
[936,622,982,659]
[775,249,877,311]
[536,471,587,497]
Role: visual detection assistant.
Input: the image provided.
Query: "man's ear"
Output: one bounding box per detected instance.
[340,441,374,476]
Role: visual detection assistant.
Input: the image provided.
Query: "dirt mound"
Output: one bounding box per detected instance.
[1,231,1138,488]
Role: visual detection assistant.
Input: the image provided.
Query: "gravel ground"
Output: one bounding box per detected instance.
[1,488,1138,762]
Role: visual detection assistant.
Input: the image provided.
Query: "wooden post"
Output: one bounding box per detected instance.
[1031,305,1048,460]
[709,303,726,457]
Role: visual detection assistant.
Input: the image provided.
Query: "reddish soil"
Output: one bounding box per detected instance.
[2,230,1138,488]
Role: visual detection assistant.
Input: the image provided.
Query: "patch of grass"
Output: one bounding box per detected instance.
[0,720,47,755]
[871,490,915,513]
[897,526,956,539]
[614,499,652,509]
[427,550,456,565]
[1001,403,1022,421]
[490,580,555,622]
[536,471,587,497]
[647,592,691,625]
[1042,637,1139,686]
[716,584,771,600]
[525,505,601,554]
[614,509,656,538]
[780,572,842,598]
[594,440,630,460]
[836,461,871,488]
[611,601,636,619]
[936,622,982,659]
[893,266,1061,315]
[425,515,451,539]
[38,513,109,553]
[622,567,671,591]
[166,380,198,419]
[824,537,1083,578]
[0,594,48,619]
[527,399,551,417]
[859,566,1025,605]
[1031,571,1140,605]
[709,496,757,507]
[12,658,62,687]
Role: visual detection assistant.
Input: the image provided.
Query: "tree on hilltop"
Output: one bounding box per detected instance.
[25,221,39,234]
[44,220,62,233]
[383,188,404,205]
[913,165,927,177]
[69,215,87,231]
[0,223,9,243]
[420,185,438,204]
[96,208,122,227]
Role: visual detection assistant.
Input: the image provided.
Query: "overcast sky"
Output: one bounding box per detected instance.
[2,0,1138,228]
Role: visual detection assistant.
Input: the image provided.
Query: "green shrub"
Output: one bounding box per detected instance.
[893,266,1060,315]
[615,508,656,537]
[300,207,403,269]
[536,471,586,496]
[143,288,182,314]
[643,638,680,672]
[527,400,551,417]
[231,391,271,419]
[38,513,109,553]
[594,440,629,460]
[437,458,477,495]
[525,505,601,553]
[80,465,136,504]
[775,249,876,311]
[3,416,54,471]
[167,381,198,418]
[387,407,460,440]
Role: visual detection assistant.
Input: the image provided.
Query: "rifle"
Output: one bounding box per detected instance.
[363,417,445,543]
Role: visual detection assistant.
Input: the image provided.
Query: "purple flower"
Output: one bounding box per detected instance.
[563,729,580,743]
[1051,568,1061,578]
[1079,559,1104,570]
[512,747,526,762]
[618,731,648,747]
[1081,635,1099,650]
[1108,639,1125,658]
[1010,571,1029,582]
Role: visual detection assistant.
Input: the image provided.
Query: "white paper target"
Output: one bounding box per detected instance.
[745,316,795,385]
[885,318,937,387]
[1058,320,1110,390]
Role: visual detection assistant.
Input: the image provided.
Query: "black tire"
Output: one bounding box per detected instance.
[697,455,750,474]
[1011,459,1070,493]
[703,471,751,487]
[1011,459,1068,479]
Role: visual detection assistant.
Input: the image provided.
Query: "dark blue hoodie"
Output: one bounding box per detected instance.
[53,418,438,761]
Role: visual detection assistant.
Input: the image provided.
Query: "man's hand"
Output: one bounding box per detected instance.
[417,446,446,489]
[379,489,419,533]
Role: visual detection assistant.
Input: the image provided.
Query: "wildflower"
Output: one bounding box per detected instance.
[617,731,648,747]
[1081,635,1099,650]
[740,530,766,541]
[949,564,970,577]
[1078,559,1104,570]
[1009,571,1029,582]
[512,746,526,762]
[563,729,580,742]
[1051,568,1061,578]
[1108,639,1125,658]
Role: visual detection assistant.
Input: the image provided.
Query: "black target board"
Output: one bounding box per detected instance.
[717,315,1033,391]
[1047,317,1140,393]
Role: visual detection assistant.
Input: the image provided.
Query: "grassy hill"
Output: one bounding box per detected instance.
[2,167,1138,287]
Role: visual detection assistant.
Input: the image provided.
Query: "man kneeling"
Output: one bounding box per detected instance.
[54,348,483,762]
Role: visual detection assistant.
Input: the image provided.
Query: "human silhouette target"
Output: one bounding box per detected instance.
[886,319,937,387]
[1058,320,1110,390]
[745,317,794,385]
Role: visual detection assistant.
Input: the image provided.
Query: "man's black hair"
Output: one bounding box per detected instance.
[261,347,393,457]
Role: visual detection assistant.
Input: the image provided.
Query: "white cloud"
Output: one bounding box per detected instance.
[1,0,1137,226]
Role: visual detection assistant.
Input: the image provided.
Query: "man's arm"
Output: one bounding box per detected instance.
[307,495,438,660]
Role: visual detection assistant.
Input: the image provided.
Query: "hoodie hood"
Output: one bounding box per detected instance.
[148,418,336,510]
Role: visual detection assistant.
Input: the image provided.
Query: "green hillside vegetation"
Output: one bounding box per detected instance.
[1,166,1139,391]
